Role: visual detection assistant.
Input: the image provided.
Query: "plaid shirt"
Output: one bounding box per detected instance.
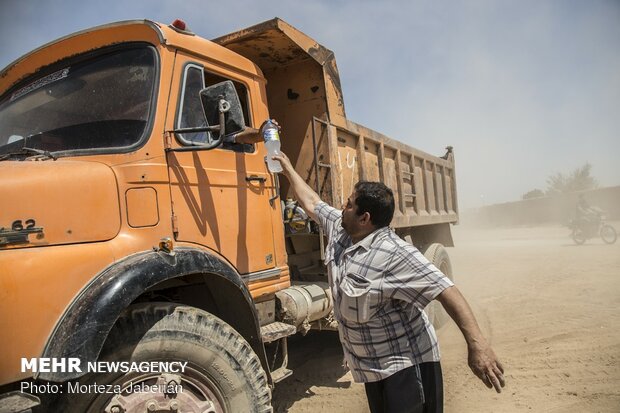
[315,202,454,383]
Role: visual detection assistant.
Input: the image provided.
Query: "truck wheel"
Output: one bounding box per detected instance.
[54,302,271,413]
[421,243,454,329]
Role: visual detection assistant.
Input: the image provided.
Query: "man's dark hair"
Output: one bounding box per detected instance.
[353,181,395,228]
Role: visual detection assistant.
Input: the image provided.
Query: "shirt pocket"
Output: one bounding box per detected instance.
[339,272,379,324]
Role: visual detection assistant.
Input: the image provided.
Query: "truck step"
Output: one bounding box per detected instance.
[0,391,40,413]
[260,322,296,343]
[270,367,293,383]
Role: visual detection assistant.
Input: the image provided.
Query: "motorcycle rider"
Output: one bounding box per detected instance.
[575,195,600,231]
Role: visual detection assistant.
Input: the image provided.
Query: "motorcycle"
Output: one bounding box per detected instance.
[568,209,617,245]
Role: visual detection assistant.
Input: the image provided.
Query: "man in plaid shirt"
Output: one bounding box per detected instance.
[273,152,505,413]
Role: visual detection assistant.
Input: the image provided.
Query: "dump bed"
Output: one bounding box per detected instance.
[215,18,458,230]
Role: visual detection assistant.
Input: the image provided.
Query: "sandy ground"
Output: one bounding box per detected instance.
[271,222,620,412]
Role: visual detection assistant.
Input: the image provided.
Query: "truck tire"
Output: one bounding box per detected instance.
[54,302,271,413]
[421,243,454,329]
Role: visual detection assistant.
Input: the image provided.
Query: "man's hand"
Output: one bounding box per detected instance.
[468,341,505,393]
[232,119,282,145]
[259,119,281,135]
[271,151,321,222]
[436,286,506,393]
[272,151,293,175]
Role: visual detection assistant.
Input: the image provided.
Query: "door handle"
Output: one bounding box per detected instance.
[245,175,266,183]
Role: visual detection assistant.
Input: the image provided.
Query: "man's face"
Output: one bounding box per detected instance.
[341,192,359,234]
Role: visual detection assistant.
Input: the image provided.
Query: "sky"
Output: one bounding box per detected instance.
[1,0,618,208]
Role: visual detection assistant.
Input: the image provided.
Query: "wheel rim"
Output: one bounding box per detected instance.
[88,366,227,413]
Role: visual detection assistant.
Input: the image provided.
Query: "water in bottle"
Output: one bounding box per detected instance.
[263,120,283,173]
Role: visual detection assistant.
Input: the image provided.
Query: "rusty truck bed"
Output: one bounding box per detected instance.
[215,18,458,230]
[309,117,458,228]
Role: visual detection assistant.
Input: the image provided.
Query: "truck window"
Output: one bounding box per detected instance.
[176,64,254,153]
[177,64,208,144]
[0,45,157,156]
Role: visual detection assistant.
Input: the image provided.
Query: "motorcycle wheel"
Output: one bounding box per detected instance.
[600,224,617,244]
[571,228,587,245]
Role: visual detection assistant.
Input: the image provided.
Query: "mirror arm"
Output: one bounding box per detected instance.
[166,145,222,153]
[218,107,226,139]
[166,92,237,152]
[167,125,221,134]
[165,124,224,152]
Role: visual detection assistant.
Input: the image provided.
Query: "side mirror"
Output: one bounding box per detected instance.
[166,81,246,152]
[200,81,245,142]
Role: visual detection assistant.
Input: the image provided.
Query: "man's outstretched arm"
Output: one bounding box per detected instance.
[436,286,506,393]
[229,119,283,144]
[272,152,322,222]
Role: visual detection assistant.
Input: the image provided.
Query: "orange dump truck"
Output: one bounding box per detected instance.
[0,19,458,412]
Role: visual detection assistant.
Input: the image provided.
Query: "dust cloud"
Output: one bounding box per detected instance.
[272,222,620,412]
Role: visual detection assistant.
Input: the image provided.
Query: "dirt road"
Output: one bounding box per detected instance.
[272,223,620,412]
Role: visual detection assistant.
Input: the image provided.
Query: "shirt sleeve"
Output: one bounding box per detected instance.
[314,201,342,240]
[382,243,454,310]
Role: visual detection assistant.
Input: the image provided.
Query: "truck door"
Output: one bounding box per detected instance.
[166,61,277,274]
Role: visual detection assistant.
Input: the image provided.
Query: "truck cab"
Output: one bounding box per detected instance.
[0,19,290,412]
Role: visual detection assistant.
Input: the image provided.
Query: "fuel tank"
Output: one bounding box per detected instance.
[276,282,334,333]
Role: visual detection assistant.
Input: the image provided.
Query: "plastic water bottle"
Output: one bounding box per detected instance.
[263,119,283,173]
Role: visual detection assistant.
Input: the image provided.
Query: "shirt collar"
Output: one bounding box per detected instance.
[346,226,390,253]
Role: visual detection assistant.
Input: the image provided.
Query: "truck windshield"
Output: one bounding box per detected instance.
[0,45,156,156]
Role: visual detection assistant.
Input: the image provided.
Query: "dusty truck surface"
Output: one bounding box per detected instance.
[0,18,458,413]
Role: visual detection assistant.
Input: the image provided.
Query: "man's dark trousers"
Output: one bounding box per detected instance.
[364,362,443,413]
